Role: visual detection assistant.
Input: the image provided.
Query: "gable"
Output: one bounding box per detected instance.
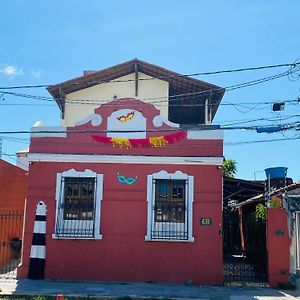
[64,72,169,126]
[47,59,225,126]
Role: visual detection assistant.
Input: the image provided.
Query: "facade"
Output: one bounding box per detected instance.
[17,60,226,284]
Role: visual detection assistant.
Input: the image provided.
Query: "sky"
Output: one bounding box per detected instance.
[0,1,299,181]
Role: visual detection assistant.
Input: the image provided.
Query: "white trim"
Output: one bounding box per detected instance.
[144,238,194,243]
[29,153,223,166]
[187,175,194,242]
[30,245,45,259]
[33,221,46,234]
[187,130,223,140]
[52,234,102,240]
[145,175,154,241]
[60,168,97,178]
[152,170,189,180]
[75,114,102,126]
[152,116,180,128]
[145,170,194,242]
[36,201,47,216]
[53,168,103,240]
[31,126,67,138]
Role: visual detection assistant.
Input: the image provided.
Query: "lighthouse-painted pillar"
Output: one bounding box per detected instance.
[28,201,47,279]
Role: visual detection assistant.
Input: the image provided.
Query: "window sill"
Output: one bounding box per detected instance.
[52,233,102,240]
[144,236,194,243]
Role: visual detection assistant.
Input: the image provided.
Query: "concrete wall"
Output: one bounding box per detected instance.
[17,161,223,284]
[267,208,291,288]
[19,98,223,284]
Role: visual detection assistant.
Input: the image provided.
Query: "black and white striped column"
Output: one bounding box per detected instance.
[28,201,47,279]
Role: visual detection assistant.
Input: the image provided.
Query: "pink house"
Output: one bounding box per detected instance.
[17,60,225,284]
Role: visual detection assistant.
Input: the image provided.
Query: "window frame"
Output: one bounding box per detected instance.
[145,170,194,242]
[154,179,186,223]
[52,168,103,240]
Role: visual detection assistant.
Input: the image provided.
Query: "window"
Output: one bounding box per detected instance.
[53,169,103,239]
[154,179,185,223]
[63,177,95,220]
[146,170,194,242]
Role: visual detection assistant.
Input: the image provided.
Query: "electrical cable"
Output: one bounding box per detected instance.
[0,61,299,90]
[0,62,299,107]
[0,121,298,134]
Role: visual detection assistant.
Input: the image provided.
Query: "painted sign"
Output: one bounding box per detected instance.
[200,217,212,226]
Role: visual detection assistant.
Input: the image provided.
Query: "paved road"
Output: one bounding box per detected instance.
[1,280,300,299]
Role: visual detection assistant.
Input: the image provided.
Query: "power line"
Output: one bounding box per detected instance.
[1,134,300,152]
[0,62,299,90]
[1,152,29,170]
[0,121,298,135]
[0,69,298,107]
[225,136,300,146]
[0,103,55,106]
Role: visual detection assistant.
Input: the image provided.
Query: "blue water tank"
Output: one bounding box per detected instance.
[265,167,288,179]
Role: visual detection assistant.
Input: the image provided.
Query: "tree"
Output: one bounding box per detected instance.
[222,158,237,178]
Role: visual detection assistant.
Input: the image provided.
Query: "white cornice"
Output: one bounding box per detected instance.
[28,153,223,165]
[31,126,67,138]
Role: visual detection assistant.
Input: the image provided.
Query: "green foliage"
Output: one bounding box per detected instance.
[222,158,237,178]
[0,296,51,300]
[269,196,283,208]
[33,296,48,300]
[255,203,266,221]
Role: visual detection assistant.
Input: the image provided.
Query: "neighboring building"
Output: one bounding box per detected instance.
[0,159,27,212]
[17,60,226,284]
[230,174,300,288]
[0,159,27,270]
[16,147,29,171]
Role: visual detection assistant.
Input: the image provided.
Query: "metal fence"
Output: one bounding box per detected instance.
[0,212,23,280]
[223,209,268,285]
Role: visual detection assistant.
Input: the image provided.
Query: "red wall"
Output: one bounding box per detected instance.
[0,160,27,212]
[0,160,27,268]
[267,208,291,288]
[18,161,223,284]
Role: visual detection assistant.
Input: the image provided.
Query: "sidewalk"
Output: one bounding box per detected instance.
[1,279,300,300]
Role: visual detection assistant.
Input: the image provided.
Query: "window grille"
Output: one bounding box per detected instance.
[151,179,188,240]
[55,177,97,238]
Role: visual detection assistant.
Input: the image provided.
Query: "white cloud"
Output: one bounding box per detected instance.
[0,65,24,78]
[31,69,43,78]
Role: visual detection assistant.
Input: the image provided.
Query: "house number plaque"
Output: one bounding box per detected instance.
[200,217,212,226]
